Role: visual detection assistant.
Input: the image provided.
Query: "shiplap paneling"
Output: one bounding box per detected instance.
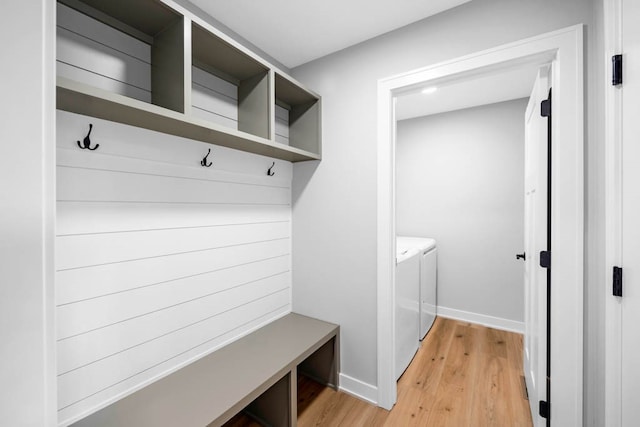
[56,104,293,176]
[56,3,151,103]
[56,110,292,176]
[192,66,239,130]
[56,110,292,425]
[57,257,290,373]
[56,60,151,103]
[57,164,288,205]
[58,298,289,424]
[57,284,290,408]
[57,256,290,340]
[56,238,290,306]
[57,202,289,235]
[275,104,290,145]
[57,221,289,270]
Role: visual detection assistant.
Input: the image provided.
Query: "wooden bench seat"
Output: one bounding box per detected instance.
[73,313,339,427]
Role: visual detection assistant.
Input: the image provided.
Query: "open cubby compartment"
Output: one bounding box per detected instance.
[274,73,321,156]
[191,22,270,140]
[56,0,188,113]
[225,335,337,427]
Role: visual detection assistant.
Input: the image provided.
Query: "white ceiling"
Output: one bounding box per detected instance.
[395,64,541,121]
[189,0,471,68]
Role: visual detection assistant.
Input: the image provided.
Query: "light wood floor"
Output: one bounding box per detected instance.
[224,317,533,427]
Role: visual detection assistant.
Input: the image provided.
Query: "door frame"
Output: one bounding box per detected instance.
[604,0,622,425]
[376,25,584,426]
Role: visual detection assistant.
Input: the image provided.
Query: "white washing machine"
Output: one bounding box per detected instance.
[397,236,437,340]
[395,245,420,380]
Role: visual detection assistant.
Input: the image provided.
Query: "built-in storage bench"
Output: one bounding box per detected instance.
[71,314,339,427]
[56,0,321,162]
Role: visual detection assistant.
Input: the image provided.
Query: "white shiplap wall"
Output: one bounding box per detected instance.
[55,5,293,424]
[56,111,292,425]
[191,66,239,129]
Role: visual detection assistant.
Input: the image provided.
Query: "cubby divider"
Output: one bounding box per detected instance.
[152,15,190,114]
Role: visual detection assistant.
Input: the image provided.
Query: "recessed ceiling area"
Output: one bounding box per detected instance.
[188,0,471,68]
[395,63,541,121]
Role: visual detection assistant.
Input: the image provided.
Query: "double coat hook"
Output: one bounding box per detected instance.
[201,148,213,167]
[267,162,275,176]
[77,124,99,150]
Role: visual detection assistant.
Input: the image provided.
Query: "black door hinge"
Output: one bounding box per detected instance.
[541,99,551,117]
[540,251,551,269]
[613,266,623,297]
[613,55,623,85]
[539,400,549,419]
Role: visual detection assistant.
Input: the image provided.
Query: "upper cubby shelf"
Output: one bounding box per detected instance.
[55,0,321,162]
[191,22,270,141]
[275,73,322,156]
[57,0,187,114]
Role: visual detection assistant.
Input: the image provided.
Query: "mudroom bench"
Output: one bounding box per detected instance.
[73,313,339,427]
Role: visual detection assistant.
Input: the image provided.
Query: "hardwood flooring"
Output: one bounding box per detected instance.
[223,317,533,426]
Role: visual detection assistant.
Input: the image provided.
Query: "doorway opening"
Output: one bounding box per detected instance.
[376,25,584,426]
[393,63,546,426]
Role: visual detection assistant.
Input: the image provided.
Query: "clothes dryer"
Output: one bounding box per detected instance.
[397,236,437,339]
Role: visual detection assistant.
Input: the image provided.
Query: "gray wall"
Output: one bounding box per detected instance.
[396,99,527,323]
[291,0,604,424]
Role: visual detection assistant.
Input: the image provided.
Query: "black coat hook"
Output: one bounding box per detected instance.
[77,124,99,150]
[267,162,275,176]
[201,148,213,167]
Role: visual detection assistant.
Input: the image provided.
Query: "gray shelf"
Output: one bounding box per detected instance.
[56,0,321,162]
[57,77,321,162]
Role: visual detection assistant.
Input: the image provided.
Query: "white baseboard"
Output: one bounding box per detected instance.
[338,373,378,405]
[437,306,524,334]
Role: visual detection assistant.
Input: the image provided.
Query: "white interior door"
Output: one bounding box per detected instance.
[523,66,550,426]
[621,0,640,424]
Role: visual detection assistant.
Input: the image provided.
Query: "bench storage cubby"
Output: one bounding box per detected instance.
[72,314,339,427]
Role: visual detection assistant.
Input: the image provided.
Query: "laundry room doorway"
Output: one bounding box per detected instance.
[376,25,584,426]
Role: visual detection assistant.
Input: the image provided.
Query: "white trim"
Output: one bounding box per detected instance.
[376,89,397,410]
[45,0,58,423]
[377,25,584,424]
[604,0,623,426]
[338,373,378,406]
[436,308,525,334]
[0,2,57,425]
